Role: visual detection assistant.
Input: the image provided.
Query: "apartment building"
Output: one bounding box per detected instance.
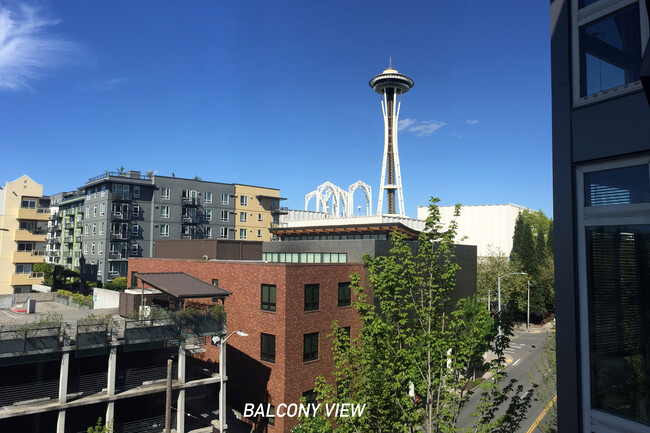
[0,176,50,294]
[46,193,85,272]
[551,0,650,431]
[233,184,285,241]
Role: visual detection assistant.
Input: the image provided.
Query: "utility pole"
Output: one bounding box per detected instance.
[165,358,172,433]
[527,279,531,332]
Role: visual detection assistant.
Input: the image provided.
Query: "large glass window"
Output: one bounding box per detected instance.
[586,225,650,424]
[579,4,641,97]
[304,284,320,311]
[584,164,650,206]
[261,284,276,311]
[261,333,276,363]
[303,333,319,362]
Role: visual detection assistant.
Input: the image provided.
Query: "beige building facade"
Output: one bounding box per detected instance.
[0,176,49,294]
[233,184,285,241]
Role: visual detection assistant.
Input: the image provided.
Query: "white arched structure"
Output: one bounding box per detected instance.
[348,181,372,217]
[305,181,373,217]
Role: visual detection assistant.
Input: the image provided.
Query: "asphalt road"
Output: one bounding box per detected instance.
[456,326,554,432]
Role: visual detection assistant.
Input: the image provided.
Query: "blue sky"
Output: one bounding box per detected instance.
[0,1,552,217]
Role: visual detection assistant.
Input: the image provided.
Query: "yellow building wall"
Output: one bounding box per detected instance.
[233,185,281,241]
[0,176,46,294]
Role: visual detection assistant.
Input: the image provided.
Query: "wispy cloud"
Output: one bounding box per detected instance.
[466,119,479,125]
[398,118,446,136]
[0,4,80,91]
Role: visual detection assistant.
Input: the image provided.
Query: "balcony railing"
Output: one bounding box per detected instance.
[181,197,200,206]
[63,236,74,243]
[88,171,149,182]
[52,237,61,244]
[109,252,127,260]
[112,211,130,220]
[75,236,82,243]
[110,232,129,240]
[75,221,83,228]
[112,192,132,201]
[271,206,289,214]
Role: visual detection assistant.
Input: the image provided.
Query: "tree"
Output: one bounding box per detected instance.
[530,331,557,433]
[193,175,202,181]
[87,417,113,433]
[146,170,155,179]
[510,213,537,277]
[34,263,53,286]
[477,248,527,313]
[293,199,534,433]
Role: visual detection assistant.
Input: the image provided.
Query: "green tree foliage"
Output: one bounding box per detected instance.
[293,199,534,433]
[34,263,54,286]
[103,277,127,291]
[530,331,557,433]
[510,214,537,277]
[477,249,528,313]
[87,417,113,433]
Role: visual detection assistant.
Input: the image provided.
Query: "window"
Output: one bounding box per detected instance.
[257,230,262,238]
[258,213,263,222]
[303,333,319,362]
[161,187,170,200]
[577,158,650,428]
[239,228,247,239]
[85,224,89,236]
[99,222,105,235]
[131,244,138,255]
[221,210,229,222]
[94,187,98,198]
[100,203,105,216]
[93,205,97,217]
[15,264,32,274]
[133,186,140,198]
[212,279,219,286]
[85,206,89,218]
[240,212,247,223]
[161,206,170,218]
[261,284,276,311]
[221,193,229,205]
[240,195,247,206]
[205,209,212,221]
[20,199,36,209]
[98,261,103,273]
[133,204,140,217]
[90,243,95,255]
[204,191,212,203]
[304,284,319,311]
[338,282,351,307]
[204,227,212,238]
[160,224,169,237]
[220,227,229,239]
[573,0,647,105]
[92,223,96,236]
[87,189,91,199]
[261,333,276,363]
[101,185,106,197]
[98,242,103,255]
[302,390,317,406]
[17,242,34,252]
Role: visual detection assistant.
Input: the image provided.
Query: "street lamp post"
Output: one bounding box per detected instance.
[497,272,527,336]
[213,330,248,433]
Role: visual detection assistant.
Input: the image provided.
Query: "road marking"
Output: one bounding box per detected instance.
[505,358,513,363]
[534,330,541,333]
[526,395,557,433]
[513,358,521,366]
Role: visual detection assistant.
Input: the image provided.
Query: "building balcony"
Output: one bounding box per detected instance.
[271,206,289,214]
[108,251,127,260]
[46,250,59,257]
[47,222,61,232]
[111,211,130,220]
[63,236,74,243]
[75,221,83,228]
[181,216,200,225]
[110,232,130,240]
[181,197,200,207]
[60,251,72,258]
[10,272,44,286]
[14,229,46,243]
[17,208,50,221]
[112,192,132,201]
[12,251,46,264]
[52,237,61,244]
[73,251,81,258]
[75,236,82,243]
[107,270,124,280]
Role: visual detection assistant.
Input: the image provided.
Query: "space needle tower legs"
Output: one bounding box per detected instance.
[370,64,414,216]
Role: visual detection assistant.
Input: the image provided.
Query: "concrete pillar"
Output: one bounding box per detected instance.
[106,346,117,427]
[219,341,228,433]
[177,340,186,433]
[57,352,70,433]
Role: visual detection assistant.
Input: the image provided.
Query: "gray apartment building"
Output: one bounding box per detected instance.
[551,0,650,431]
[75,171,236,283]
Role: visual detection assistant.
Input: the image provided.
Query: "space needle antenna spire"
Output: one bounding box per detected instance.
[369,62,414,216]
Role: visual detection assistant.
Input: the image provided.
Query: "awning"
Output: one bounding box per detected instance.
[134,272,231,299]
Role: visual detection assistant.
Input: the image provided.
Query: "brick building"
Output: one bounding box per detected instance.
[128,258,370,432]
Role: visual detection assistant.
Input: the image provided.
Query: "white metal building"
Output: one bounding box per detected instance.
[417,204,531,258]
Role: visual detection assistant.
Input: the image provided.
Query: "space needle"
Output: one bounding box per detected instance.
[369,62,414,216]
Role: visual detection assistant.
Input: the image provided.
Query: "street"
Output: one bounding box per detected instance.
[456,324,555,432]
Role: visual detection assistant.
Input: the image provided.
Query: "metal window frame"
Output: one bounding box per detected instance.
[576,156,650,433]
